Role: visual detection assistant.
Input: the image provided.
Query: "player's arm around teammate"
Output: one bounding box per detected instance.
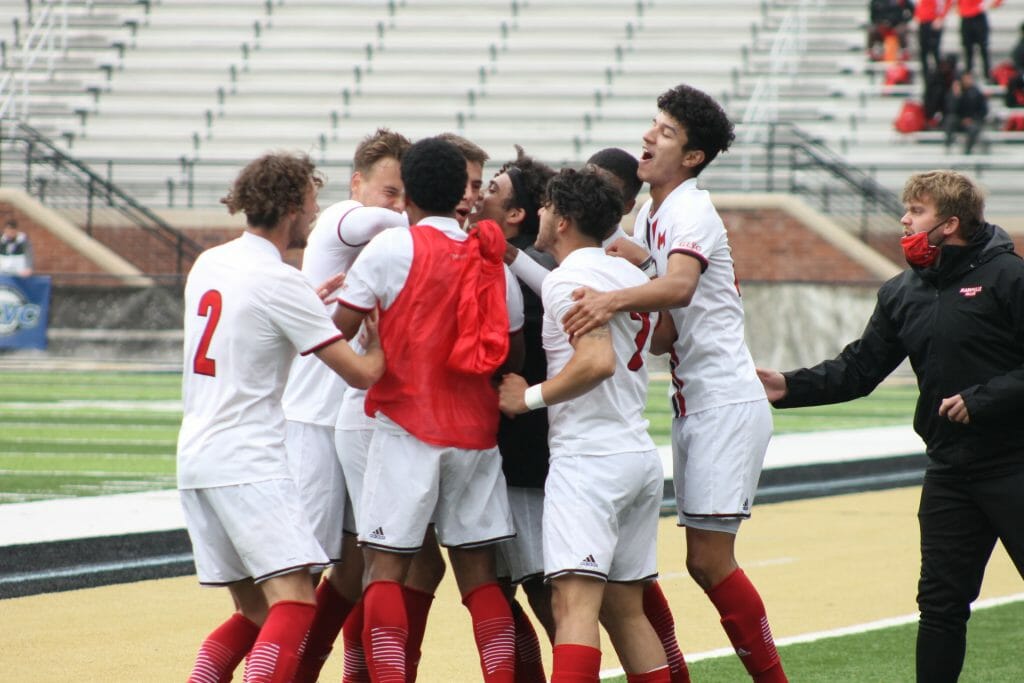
[500,169,671,683]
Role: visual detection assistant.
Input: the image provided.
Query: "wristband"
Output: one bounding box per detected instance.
[639,256,657,278]
[524,383,546,411]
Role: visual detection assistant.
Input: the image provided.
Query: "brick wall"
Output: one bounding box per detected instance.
[1,203,110,282]
[720,207,886,283]
[14,200,1023,285]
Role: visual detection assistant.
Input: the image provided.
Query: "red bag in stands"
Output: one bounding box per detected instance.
[1003,113,1024,132]
[894,100,926,133]
[991,60,1017,88]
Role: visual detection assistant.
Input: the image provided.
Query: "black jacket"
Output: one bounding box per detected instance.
[497,236,555,488]
[777,224,1024,472]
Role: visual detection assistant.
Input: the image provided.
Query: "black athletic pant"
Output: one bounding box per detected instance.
[960,13,991,78]
[918,21,943,79]
[915,464,1024,682]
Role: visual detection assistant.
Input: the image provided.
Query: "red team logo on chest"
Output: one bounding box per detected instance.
[959,286,983,298]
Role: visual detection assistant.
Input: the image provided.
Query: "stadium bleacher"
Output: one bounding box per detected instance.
[2,0,1024,222]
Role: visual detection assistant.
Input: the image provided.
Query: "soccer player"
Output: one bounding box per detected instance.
[284,128,411,683]
[334,136,518,683]
[562,85,787,682]
[362,132,525,681]
[439,131,488,228]
[498,167,669,683]
[495,147,688,681]
[477,144,557,681]
[178,152,385,683]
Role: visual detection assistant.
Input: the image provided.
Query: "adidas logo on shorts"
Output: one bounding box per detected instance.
[579,554,599,569]
[368,526,386,540]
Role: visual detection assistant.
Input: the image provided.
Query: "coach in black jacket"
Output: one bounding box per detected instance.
[757,170,1024,683]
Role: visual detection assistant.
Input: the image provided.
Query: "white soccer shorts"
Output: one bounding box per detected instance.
[285,420,346,561]
[357,419,514,552]
[672,398,773,532]
[335,425,375,535]
[496,486,545,584]
[543,449,662,583]
[180,479,330,585]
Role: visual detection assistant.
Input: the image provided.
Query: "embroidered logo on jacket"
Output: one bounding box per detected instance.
[959,286,983,298]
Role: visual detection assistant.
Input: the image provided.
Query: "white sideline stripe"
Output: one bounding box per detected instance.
[657,424,924,476]
[0,426,925,547]
[0,553,194,585]
[598,592,1024,679]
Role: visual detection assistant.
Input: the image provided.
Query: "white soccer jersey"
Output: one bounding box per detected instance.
[177,232,344,489]
[282,200,407,426]
[541,247,656,458]
[635,178,765,416]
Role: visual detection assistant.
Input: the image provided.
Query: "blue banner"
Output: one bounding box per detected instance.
[0,275,51,350]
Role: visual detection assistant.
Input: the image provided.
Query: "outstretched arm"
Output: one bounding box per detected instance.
[755,368,789,404]
[561,252,701,337]
[315,312,384,389]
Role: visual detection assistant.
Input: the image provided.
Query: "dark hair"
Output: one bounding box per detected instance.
[544,168,624,243]
[656,84,735,175]
[498,144,556,236]
[353,128,411,175]
[437,132,489,165]
[221,152,323,228]
[586,147,642,205]
[401,137,467,215]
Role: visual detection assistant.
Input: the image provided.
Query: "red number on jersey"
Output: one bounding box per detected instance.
[627,311,652,371]
[193,289,222,377]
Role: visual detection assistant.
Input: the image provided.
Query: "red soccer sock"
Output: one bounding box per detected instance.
[551,643,601,683]
[462,582,516,682]
[243,600,316,683]
[627,666,673,683]
[362,580,408,683]
[342,600,370,683]
[706,569,787,683]
[293,579,356,683]
[188,612,260,683]
[402,585,434,682]
[510,598,546,683]
[643,581,690,683]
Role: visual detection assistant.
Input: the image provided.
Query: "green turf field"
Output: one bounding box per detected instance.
[607,598,1024,682]
[0,370,918,504]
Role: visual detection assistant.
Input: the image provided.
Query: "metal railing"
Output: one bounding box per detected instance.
[738,0,823,189]
[711,122,905,237]
[0,120,205,275]
[0,0,68,121]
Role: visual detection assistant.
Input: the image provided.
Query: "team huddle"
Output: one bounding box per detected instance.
[177,84,787,683]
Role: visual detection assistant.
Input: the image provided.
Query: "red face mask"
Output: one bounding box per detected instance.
[900,219,947,267]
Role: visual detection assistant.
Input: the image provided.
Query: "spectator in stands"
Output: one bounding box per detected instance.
[1013,21,1024,72]
[915,0,952,78]
[0,220,34,277]
[924,53,960,124]
[957,0,1002,81]
[943,70,988,153]
[868,0,915,61]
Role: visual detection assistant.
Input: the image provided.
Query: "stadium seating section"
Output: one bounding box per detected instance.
[2,0,1024,215]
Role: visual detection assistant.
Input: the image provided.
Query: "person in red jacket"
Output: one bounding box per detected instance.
[957,0,1003,80]
[916,0,953,77]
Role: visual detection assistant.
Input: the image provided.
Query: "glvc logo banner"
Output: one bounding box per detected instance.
[0,275,50,350]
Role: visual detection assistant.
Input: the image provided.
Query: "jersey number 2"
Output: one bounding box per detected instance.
[193,289,222,377]
[627,312,651,371]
